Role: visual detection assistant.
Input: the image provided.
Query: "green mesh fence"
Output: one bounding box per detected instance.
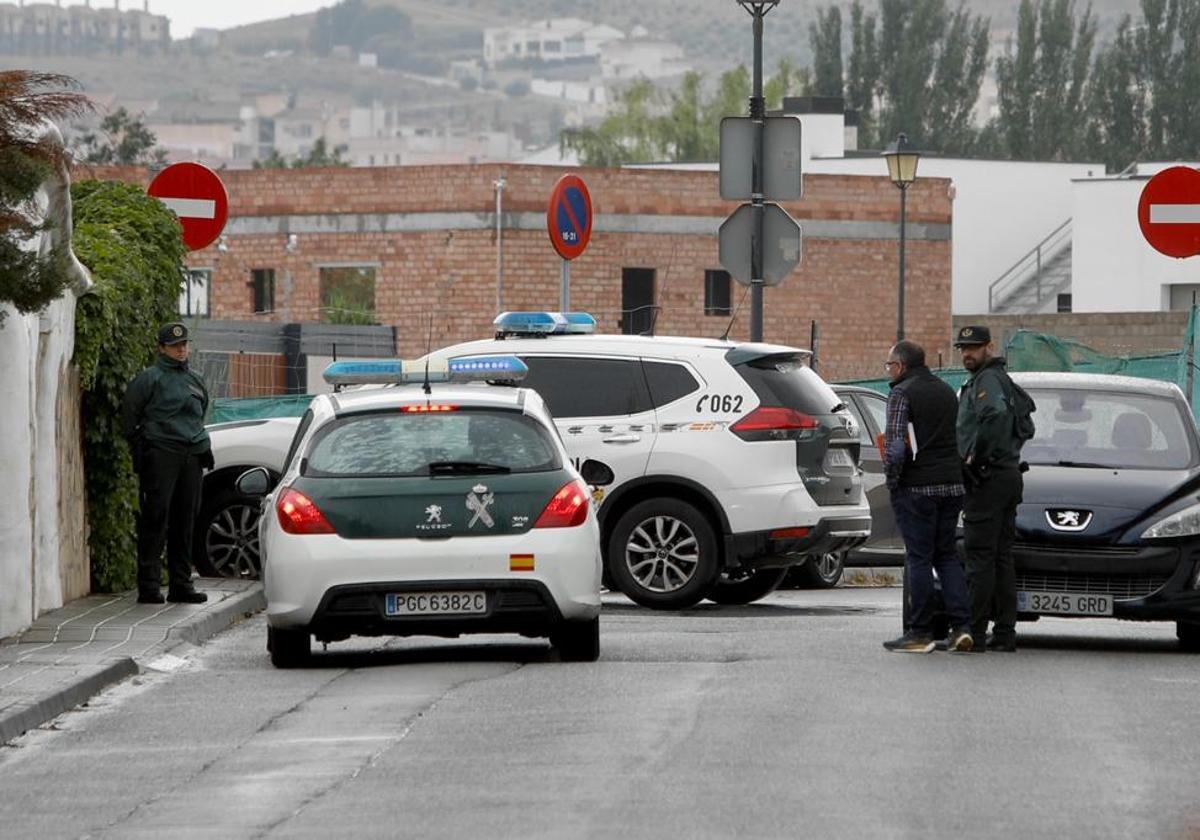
[208,394,315,424]
[839,308,1200,421]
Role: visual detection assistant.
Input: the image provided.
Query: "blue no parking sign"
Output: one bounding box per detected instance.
[547,174,592,260]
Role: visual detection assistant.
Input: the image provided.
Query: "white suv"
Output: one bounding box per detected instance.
[203,313,871,610]
[423,313,870,609]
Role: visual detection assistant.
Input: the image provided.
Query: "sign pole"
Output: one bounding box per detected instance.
[740,2,777,343]
[561,258,570,311]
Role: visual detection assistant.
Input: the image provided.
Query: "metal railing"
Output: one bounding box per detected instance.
[988,218,1072,312]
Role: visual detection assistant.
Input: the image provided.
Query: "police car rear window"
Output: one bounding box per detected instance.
[304,409,561,477]
[735,354,841,415]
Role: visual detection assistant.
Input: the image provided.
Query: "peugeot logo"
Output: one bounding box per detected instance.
[1046,508,1093,532]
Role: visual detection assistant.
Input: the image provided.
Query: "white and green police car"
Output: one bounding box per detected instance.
[235,355,608,668]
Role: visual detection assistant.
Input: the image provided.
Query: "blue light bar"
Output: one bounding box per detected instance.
[494,311,596,336]
[323,356,528,387]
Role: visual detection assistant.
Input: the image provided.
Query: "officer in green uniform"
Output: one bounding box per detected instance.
[122,322,214,604]
[954,325,1023,652]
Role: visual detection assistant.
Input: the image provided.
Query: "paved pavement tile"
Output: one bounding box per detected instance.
[0,578,264,744]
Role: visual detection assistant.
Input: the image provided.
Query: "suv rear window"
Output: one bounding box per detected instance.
[734,353,842,415]
[305,409,561,477]
[643,361,700,407]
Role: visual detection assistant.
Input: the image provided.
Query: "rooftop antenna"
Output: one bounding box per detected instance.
[720,282,752,342]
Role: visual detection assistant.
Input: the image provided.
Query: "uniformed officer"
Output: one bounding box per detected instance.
[122,322,214,604]
[954,325,1023,652]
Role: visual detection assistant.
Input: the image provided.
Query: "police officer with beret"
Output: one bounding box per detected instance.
[954,325,1025,652]
[122,322,214,604]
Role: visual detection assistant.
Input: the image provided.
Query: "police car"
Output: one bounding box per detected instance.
[234,355,606,668]
[424,312,871,609]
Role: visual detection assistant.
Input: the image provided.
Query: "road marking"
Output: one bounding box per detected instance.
[1150,204,1200,224]
[158,197,217,219]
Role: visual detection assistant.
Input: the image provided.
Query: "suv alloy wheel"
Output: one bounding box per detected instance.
[607,498,719,609]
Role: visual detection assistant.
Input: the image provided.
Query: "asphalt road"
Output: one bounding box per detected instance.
[1,588,1198,840]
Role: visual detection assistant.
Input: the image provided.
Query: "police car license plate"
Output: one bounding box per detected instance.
[386,591,487,616]
[1017,591,1113,616]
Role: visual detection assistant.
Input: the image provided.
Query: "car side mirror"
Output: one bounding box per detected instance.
[235,466,273,497]
[579,459,614,487]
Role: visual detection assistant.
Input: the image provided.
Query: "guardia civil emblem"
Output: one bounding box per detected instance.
[466,484,495,529]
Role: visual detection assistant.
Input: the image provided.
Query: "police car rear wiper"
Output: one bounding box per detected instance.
[428,460,512,475]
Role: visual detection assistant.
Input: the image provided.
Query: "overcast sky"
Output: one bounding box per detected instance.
[82,1,333,39]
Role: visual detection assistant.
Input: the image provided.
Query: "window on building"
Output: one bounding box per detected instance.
[621,267,656,335]
[704,269,732,316]
[1169,284,1200,311]
[179,268,210,318]
[1056,293,1072,313]
[318,265,376,324]
[250,268,275,314]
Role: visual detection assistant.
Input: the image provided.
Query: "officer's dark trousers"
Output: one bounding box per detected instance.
[963,465,1023,642]
[137,446,202,593]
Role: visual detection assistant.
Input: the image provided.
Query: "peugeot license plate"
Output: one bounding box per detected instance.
[386,591,487,616]
[1017,591,1113,616]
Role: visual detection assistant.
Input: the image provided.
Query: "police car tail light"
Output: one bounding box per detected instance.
[277,489,336,535]
[730,407,820,441]
[534,479,590,528]
[402,404,459,413]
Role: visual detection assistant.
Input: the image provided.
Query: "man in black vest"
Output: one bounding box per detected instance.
[881,340,973,653]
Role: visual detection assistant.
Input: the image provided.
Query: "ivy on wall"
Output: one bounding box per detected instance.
[71,180,187,592]
[0,147,74,322]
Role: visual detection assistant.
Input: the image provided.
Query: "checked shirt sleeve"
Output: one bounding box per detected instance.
[883,388,910,487]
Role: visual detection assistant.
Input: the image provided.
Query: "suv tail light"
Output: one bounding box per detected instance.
[730,406,820,441]
[534,479,590,528]
[277,488,336,535]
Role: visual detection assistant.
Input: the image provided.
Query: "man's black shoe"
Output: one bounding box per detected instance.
[986,633,1017,652]
[137,590,165,604]
[167,589,208,604]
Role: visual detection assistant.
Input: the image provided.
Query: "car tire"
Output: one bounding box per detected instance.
[552,617,600,662]
[607,499,720,610]
[268,625,310,668]
[707,567,788,605]
[195,487,263,579]
[1177,621,1200,652]
[795,551,846,589]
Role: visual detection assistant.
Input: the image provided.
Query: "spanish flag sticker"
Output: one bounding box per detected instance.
[510,553,535,572]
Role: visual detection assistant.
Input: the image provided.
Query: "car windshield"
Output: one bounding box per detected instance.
[1021,387,1199,470]
[305,408,561,477]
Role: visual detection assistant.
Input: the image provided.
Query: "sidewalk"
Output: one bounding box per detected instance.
[0,578,264,744]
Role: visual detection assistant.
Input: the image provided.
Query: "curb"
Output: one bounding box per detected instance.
[0,657,138,745]
[0,584,265,744]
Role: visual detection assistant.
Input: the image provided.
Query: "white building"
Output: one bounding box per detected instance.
[1070,163,1200,313]
[600,38,690,81]
[483,18,623,67]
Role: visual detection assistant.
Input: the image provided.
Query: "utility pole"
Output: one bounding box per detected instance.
[738,0,779,343]
[494,173,505,312]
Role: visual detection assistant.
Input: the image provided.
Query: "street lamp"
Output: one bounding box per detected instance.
[882,132,921,341]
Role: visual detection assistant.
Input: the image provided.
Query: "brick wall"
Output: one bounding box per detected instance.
[91,163,953,384]
[953,311,1190,359]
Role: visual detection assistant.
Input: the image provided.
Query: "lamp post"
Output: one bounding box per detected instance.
[882,132,921,341]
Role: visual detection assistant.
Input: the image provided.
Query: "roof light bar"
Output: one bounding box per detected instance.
[323,355,528,387]
[494,311,597,337]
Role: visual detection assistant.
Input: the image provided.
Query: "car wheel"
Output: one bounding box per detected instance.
[607,499,720,610]
[552,617,600,662]
[795,551,846,589]
[1177,621,1200,652]
[707,567,788,605]
[268,625,310,668]
[195,487,263,579]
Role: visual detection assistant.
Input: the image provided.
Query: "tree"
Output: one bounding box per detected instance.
[992,0,1096,161]
[75,107,167,166]
[560,79,663,166]
[763,59,810,111]
[254,137,349,169]
[809,6,844,98]
[1082,16,1144,170]
[845,1,881,147]
[0,71,92,319]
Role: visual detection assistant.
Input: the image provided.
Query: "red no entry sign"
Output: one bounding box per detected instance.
[547,174,592,260]
[148,162,230,251]
[1138,166,1200,259]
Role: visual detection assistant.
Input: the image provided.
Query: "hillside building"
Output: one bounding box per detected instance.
[0,0,169,55]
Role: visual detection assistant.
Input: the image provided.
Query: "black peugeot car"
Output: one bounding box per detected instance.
[1010,372,1200,650]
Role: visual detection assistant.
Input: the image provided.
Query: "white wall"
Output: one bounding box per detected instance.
[808,157,1101,314]
[1071,176,1200,312]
